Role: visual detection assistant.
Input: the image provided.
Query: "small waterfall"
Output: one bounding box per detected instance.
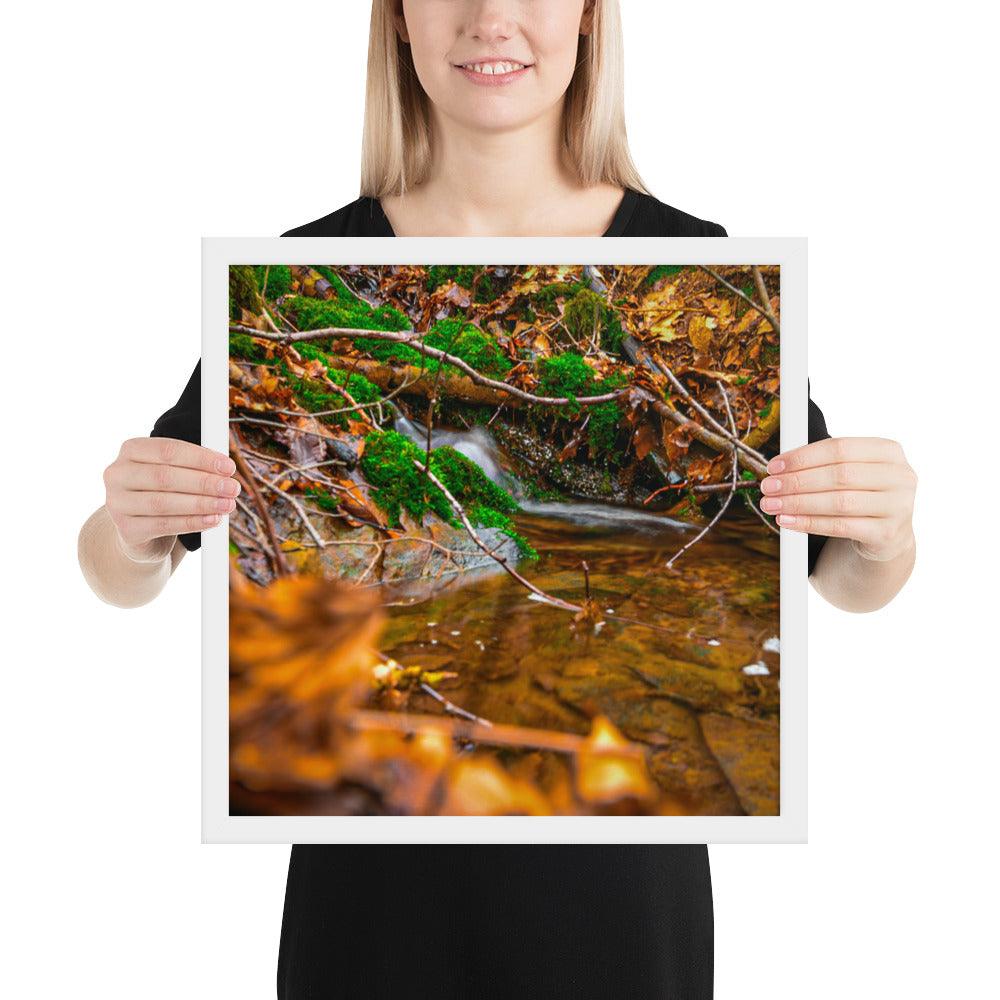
[385,403,691,532]
[387,403,522,494]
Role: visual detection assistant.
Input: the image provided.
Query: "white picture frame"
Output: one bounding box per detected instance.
[202,236,808,843]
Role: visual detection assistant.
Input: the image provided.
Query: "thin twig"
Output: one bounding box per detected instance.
[229,428,290,577]
[698,265,781,336]
[664,383,741,569]
[419,683,493,726]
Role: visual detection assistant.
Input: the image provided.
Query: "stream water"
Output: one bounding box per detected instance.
[377,413,782,815]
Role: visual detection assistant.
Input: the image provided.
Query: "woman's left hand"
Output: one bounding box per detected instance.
[758,437,917,561]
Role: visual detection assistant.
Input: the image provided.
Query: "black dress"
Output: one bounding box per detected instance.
[150,189,831,999]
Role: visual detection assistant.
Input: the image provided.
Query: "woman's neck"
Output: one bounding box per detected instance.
[380,114,627,237]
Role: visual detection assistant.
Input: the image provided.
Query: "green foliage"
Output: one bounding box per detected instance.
[304,486,341,512]
[253,265,293,300]
[274,358,382,429]
[229,265,260,321]
[536,353,597,412]
[534,281,584,311]
[535,354,628,458]
[642,265,687,289]
[586,371,629,455]
[353,317,510,379]
[562,287,625,354]
[358,339,437,370]
[285,292,410,344]
[424,318,511,378]
[359,430,535,558]
[229,332,268,362]
[425,266,498,303]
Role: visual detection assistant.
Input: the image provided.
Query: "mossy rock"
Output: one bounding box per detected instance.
[253,265,293,300]
[229,265,261,321]
[533,353,628,458]
[360,429,535,558]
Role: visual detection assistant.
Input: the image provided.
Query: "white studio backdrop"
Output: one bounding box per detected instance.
[3,2,998,998]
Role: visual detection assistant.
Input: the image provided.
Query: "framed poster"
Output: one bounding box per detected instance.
[202,236,807,843]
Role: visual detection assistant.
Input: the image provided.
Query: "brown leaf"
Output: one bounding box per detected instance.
[632,420,658,461]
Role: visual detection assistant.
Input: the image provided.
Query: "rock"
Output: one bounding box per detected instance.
[698,713,779,816]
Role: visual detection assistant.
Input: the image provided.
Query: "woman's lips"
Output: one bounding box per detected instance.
[454,64,531,87]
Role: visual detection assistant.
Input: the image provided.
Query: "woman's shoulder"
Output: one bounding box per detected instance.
[281,196,392,237]
[623,189,727,237]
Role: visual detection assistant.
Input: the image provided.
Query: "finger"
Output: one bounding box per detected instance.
[761,462,910,496]
[123,436,236,475]
[759,490,896,518]
[113,490,239,517]
[768,437,903,474]
[775,513,886,546]
[115,461,242,498]
[119,511,227,545]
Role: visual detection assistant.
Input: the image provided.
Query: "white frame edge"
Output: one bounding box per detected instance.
[202,236,808,844]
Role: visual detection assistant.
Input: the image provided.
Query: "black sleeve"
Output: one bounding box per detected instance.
[149,359,203,552]
[806,382,831,575]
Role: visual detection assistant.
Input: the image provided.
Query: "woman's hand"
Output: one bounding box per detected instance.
[758,437,917,561]
[103,436,240,560]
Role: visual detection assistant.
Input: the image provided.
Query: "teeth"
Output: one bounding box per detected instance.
[465,61,524,75]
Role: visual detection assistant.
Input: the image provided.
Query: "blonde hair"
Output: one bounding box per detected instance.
[360,0,650,199]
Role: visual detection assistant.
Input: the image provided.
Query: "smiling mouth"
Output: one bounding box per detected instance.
[455,60,532,77]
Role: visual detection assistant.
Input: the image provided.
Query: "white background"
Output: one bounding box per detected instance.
[4,1,998,997]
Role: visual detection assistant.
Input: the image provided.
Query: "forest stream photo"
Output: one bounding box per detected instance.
[226,261,783,818]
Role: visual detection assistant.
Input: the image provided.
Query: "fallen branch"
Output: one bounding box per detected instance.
[232,324,627,409]
[229,428,290,577]
[665,382,741,569]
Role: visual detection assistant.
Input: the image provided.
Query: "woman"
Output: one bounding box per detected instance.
[79,2,917,996]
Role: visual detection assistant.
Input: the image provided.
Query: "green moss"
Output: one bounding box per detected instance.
[352,317,510,380]
[304,486,340,512]
[424,318,511,378]
[359,430,536,558]
[253,265,293,300]
[286,293,410,342]
[361,429,451,526]
[534,281,584,311]
[535,354,627,458]
[425,266,499,304]
[560,286,625,355]
[586,371,629,455]
[229,265,261,321]
[229,332,268,362]
[642,265,687,289]
[275,358,382,429]
[536,353,597,413]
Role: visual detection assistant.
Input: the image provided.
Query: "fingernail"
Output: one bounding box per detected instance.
[776,514,796,526]
[761,477,782,493]
[219,479,236,495]
[216,458,234,474]
[203,514,220,526]
[760,497,781,512]
[767,458,785,474]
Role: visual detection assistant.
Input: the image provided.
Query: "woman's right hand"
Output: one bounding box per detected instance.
[103,436,241,560]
